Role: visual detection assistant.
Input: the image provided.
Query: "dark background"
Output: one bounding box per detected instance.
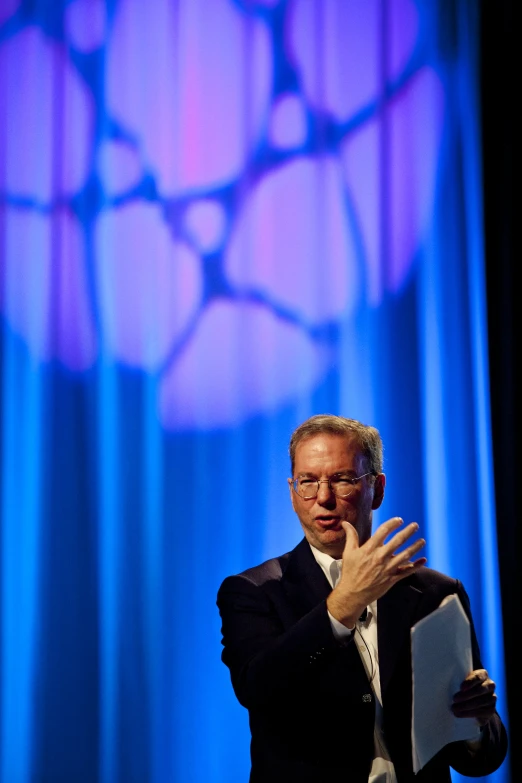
[481,0,517,777]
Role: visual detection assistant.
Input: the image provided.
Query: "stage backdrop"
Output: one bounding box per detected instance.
[0,1,509,781]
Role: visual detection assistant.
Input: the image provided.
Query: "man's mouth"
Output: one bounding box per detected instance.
[315,516,342,529]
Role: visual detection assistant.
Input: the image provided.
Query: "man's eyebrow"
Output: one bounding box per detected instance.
[296,470,355,478]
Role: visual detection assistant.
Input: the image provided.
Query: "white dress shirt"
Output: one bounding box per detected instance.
[310,545,398,783]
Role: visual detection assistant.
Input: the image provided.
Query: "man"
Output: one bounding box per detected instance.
[217,414,508,782]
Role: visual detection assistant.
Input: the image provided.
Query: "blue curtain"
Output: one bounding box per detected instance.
[0,1,509,781]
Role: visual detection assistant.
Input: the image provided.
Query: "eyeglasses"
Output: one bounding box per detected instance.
[291,472,376,499]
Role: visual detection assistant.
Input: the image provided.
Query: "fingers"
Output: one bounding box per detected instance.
[371,518,426,561]
[395,557,427,575]
[452,691,497,713]
[452,670,497,725]
[393,537,426,564]
[452,704,497,727]
[372,519,426,581]
[452,693,497,724]
[384,523,423,553]
[371,517,406,547]
[341,520,359,550]
[457,669,491,690]
[454,670,495,699]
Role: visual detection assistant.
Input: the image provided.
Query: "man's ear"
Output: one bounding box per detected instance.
[371,473,386,510]
[288,478,296,511]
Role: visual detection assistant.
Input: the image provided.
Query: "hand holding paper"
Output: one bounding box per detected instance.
[411,593,481,773]
[451,666,498,725]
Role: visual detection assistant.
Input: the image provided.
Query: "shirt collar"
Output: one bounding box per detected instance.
[309,543,342,588]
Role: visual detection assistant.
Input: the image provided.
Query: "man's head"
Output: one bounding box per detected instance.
[288,414,385,558]
[289,415,383,476]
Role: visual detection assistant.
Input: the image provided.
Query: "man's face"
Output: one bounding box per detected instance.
[289,432,385,558]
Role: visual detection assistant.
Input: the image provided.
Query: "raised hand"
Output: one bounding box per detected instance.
[326,517,427,628]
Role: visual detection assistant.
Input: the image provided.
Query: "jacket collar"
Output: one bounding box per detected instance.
[281,537,331,617]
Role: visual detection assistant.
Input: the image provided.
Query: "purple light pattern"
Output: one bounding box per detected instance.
[159,300,330,429]
[269,94,308,150]
[0,0,444,429]
[0,27,93,202]
[94,203,202,370]
[341,67,444,303]
[287,0,419,120]
[106,0,272,192]
[225,155,357,324]
[0,207,96,370]
[65,0,107,53]
[0,0,20,28]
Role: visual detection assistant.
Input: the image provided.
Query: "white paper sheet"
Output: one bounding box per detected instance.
[411,593,481,773]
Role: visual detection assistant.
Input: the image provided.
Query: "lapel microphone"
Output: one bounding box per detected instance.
[359,608,368,622]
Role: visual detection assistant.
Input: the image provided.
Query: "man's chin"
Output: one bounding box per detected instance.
[313,528,345,555]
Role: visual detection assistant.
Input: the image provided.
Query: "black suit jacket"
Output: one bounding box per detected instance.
[217,537,508,783]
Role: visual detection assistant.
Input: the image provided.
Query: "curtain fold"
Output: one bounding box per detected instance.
[0,1,509,781]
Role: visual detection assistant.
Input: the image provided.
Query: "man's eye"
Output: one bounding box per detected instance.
[299,478,315,486]
[332,477,355,486]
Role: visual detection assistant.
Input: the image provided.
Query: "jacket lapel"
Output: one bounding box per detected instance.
[281,537,331,620]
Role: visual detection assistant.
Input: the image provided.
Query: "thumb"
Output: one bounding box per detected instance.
[341,520,359,551]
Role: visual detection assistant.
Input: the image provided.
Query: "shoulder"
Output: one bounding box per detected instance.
[240,552,291,585]
[220,550,292,591]
[410,565,460,591]
[218,536,313,593]
[407,565,471,610]
[216,538,313,605]
[216,551,295,616]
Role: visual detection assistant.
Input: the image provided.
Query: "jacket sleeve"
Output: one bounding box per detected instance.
[443,580,509,777]
[216,573,358,709]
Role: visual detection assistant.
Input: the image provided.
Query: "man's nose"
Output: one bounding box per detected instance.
[316,479,336,504]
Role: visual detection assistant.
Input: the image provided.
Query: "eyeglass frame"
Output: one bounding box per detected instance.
[290,471,377,499]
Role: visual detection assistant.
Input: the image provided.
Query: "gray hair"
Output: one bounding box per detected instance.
[289,414,383,476]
